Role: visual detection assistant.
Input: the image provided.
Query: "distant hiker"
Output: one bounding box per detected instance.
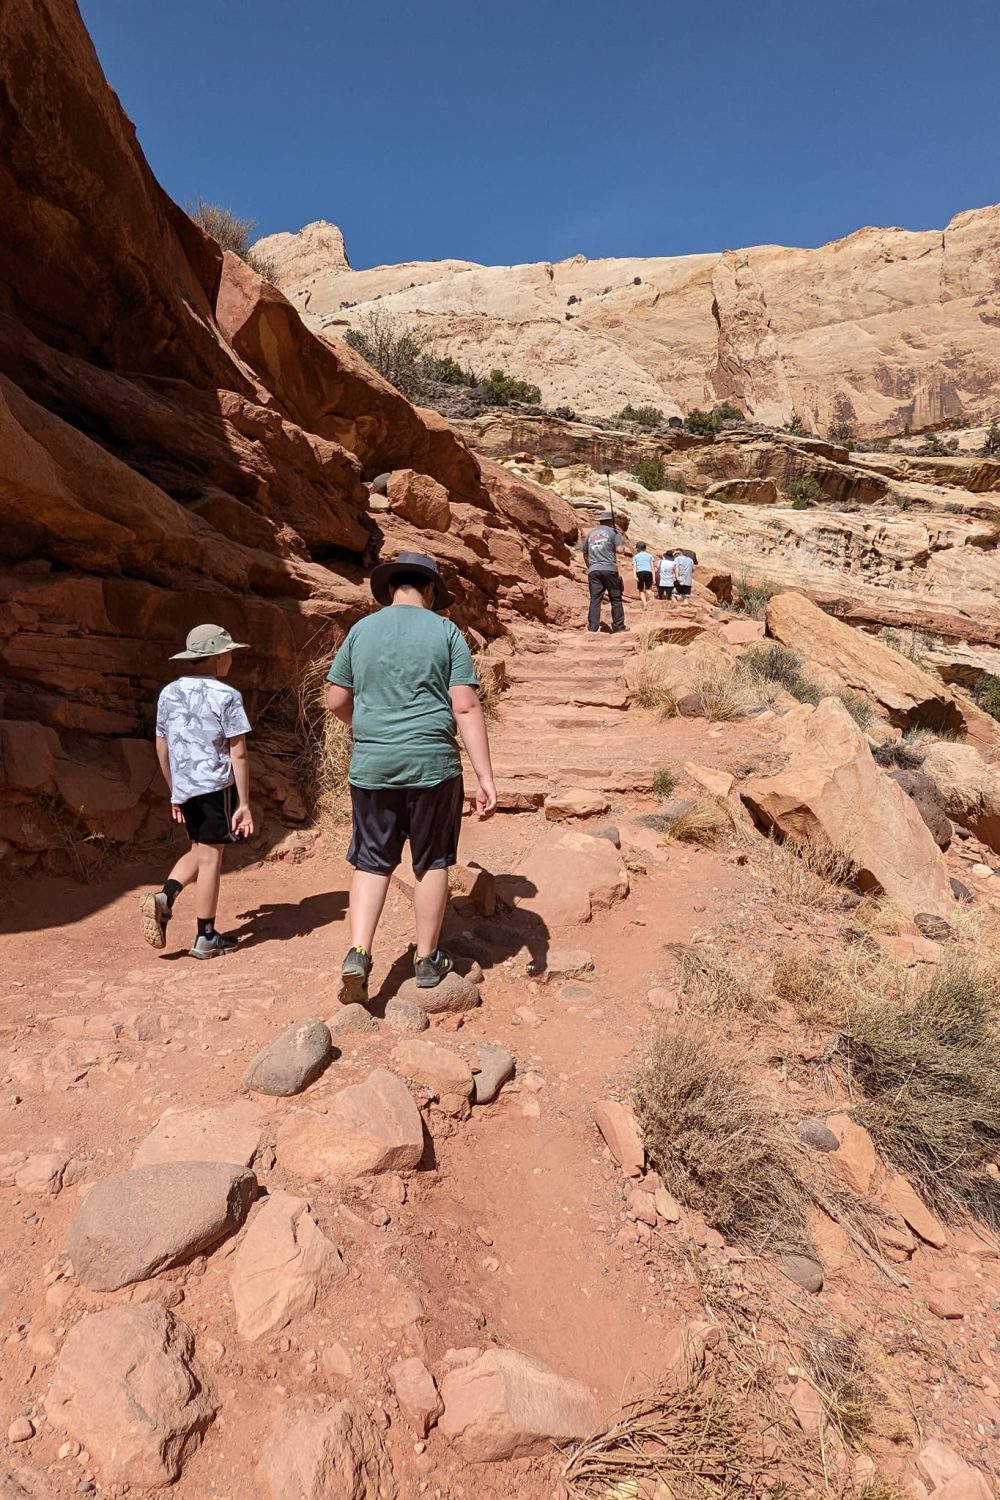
[673,550,695,599]
[580,510,626,633]
[657,551,677,602]
[140,625,253,959]
[632,542,655,612]
[326,552,497,1004]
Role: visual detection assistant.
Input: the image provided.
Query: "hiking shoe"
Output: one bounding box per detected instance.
[188,931,238,960]
[139,890,171,950]
[338,946,372,1005]
[413,948,453,989]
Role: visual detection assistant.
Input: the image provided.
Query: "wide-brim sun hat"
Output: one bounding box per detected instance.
[170,624,250,660]
[368,551,454,610]
[598,510,616,523]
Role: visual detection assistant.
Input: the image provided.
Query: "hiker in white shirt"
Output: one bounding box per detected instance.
[673,552,695,598]
[657,552,677,602]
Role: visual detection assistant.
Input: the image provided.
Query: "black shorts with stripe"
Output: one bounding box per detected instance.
[347,774,464,876]
[180,785,239,845]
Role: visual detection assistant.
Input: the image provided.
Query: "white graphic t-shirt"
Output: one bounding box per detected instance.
[155,676,252,804]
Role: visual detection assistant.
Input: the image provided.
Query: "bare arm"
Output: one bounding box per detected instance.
[156,735,185,825]
[450,684,497,819]
[326,683,354,726]
[229,735,254,837]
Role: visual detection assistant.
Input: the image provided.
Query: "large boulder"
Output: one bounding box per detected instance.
[68,1162,257,1290]
[228,1191,345,1341]
[921,741,1000,854]
[512,827,629,928]
[255,1402,396,1500]
[741,699,954,918]
[888,768,952,849]
[438,1349,600,1461]
[385,469,451,531]
[44,1305,216,1487]
[764,592,978,739]
[276,1069,424,1179]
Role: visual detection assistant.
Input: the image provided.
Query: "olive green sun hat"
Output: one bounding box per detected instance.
[170,624,250,660]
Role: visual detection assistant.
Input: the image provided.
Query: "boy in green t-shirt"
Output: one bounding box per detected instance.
[326,552,498,1003]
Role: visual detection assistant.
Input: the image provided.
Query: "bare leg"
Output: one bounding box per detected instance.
[195,843,225,920]
[413,867,449,958]
[167,845,200,892]
[349,870,391,952]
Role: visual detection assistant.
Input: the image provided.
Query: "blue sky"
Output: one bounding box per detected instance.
[81,0,1000,270]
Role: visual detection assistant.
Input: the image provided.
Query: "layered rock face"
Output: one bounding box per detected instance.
[256,208,1000,432]
[0,0,576,869]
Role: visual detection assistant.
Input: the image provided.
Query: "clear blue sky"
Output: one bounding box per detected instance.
[80,0,999,270]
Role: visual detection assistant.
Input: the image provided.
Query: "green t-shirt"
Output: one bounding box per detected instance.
[327,607,479,789]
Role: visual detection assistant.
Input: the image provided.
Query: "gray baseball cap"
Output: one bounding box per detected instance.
[170,624,249,660]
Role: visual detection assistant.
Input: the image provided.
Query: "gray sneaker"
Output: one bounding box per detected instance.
[338,946,372,1004]
[413,948,453,989]
[188,932,238,960]
[139,891,171,950]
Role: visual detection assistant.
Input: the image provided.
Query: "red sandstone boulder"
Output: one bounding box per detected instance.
[385,469,452,531]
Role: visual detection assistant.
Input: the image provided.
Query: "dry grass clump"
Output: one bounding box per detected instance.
[664,796,737,847]
[629,656,678,718]
[772,950,852,1027]
[743,641,805,689]
[872,738,927,770]
[676,941,774,1019]
[804,1328,875,1448]
[472,651,505,721]
[561,1379,756,1499]
[696,661,758,721]
[839,955,1000,1229]
[754,833,859,913]
[292,652,352,831]
[634,1016,806,1250]
[733,571,780,619]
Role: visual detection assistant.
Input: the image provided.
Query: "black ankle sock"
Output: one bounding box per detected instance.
[162,878,183,909]
[197,917,217,940]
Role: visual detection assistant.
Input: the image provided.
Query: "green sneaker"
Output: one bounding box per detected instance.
[338,946,372,1005]
[413,947,453,989]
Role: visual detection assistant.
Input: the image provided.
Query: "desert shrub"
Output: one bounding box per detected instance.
[683,406,720,437]
[188,198,278,282]
[840,957,1000,1228]
[669,473,688,494]
[744,642,804,690]
[788,678,824,707]
[676,942,773,1018]
[697,662,757,721]
[773,950,854,1026]
[978,675,1000,721]
[985,420,1000,457]
[472,652,505,721]
[292,651,352,831]
[756,835,860,921]
[651,766,678,800]
[732,572,779,619]
[713,400,744,424]
[629,658,678,718]
[616,403,663,428]
[786,411,808,435]
[634,1016,806,1249]
[630,457,667,491]
[343,307,429,399]
[787,475,822,508]
[872,738,926,769]
[663,796,736,846]
[828,420,856,449]
[878,626,934,667]
[422,354,477,387]
[480,368,541,406]
[838,688,876,729]
[805,1328,876,1447]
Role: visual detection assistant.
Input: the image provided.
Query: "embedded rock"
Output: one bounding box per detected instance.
[593,1100,645,1177]
[543,789,611,821]
[884,1173,949,1249]
[256,1402,396,1500]
[44,1305,216,1487]
[391,1039,474,1099]
[244,1018,333,1096]
[779,1252,824,1293]
[741,698,954,918]
[229,1191,345,1340]
[390,1357,443,1437]
[68,1162,257,1290]
[824,1113,880,1195]
[471,1042,516,1105]
[133,1099,264,1167]
[276,1069,424,1178]
[328,1004,380,1037]
[512,827,629,927]
[438,1348,600,1461]
[382,999,430,1034]
[394,972,482,1015]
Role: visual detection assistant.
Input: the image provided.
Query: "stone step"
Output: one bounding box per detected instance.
[509,686,630,709]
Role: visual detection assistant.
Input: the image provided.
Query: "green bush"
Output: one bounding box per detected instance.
[744,642,805,690]
[978,676,1000,721]
[630,457,667,491]
[787,476,822,508]
[480,368,542,407]
[985,421,1000,457]
[713,400,744,424]
[344,308,428,399]
[670,473,688,494]
[786,412,808,436]
[838,689,876,730]
[828,420,856,449]
[188,198,278,283]
[422,354,477,387]
[733,573,779,619]
[789,679,824,706]
[684,407,721,436]
[652,767,678,800]
[616,403,664,428]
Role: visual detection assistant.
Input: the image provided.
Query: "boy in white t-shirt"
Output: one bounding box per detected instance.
[139,624,254,959]
[657,552,677,602]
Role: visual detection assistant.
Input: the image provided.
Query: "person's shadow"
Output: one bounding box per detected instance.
[231,890,348,949]
[446,875,550,978]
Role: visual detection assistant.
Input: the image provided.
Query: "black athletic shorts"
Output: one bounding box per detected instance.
[657,583,675,599]
[675,583,692,598]
[347,774,464,876]
[180,785,238,845]
[635,570,654,591]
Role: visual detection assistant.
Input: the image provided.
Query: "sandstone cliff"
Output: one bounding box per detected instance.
[256,210,1000,434]
[0,0,576,870]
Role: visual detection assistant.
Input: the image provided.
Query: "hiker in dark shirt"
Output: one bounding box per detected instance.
[580,510,627,633]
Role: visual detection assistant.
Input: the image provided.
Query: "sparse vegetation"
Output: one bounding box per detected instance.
[805,1328,876,1448]
[786,411,808,436]
[828,420,856,449]
[472,652,505,721]
[651,766,678,800]
[787,475,822,509]
[292,650,352,831]
[480,367,541,406]
[629,657,678,718]
[977,674,1000,721]
[879,626,934,667]
[788,678,824,707]
[663,796,736,847]
[670,472,688,493]
[616,403,663,428]
[985,420,1000,456]
[732,572,779,619]
[676,941,773,1018]
[343,307,430,399]
[744,642,805,691]
[872,738,927,769]
[188,198,279,282]
[422,353,478,387]
[630,457,667,491]
[684,402,744,437]
[635,1016,806,1250]
[838,688,876,730]
[840,956,1000,1229]
[756,835,860,921]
